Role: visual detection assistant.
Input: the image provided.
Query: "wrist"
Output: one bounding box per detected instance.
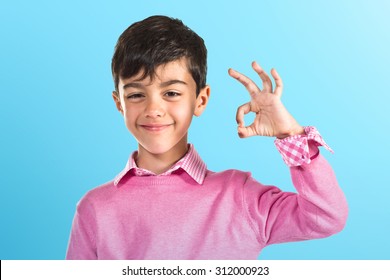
[276,126,305,139]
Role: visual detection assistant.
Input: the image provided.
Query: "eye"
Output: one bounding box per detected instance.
[127,93,144,99]
[164,91,181,97]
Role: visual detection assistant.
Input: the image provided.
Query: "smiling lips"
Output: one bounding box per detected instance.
[139,123,173,132]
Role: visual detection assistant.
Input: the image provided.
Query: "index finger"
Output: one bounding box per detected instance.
[228,68,260,99]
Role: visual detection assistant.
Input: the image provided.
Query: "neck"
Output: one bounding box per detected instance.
[136,140,189,175]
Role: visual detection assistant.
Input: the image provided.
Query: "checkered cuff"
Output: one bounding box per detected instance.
[274,126,333,167]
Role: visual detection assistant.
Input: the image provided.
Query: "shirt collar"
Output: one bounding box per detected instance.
[114,144,207,186]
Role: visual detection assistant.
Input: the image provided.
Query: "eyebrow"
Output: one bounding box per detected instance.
[123,79,187,90]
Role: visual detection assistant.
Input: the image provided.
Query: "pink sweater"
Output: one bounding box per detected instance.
[66,145,348,259]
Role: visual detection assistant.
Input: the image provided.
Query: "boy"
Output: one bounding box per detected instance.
[66,15,348,259]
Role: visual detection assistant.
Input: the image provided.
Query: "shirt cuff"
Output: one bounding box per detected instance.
[274,126,334,167]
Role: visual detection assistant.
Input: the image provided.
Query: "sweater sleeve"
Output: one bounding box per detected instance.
[242,142,348,246]
[66,197,98,260]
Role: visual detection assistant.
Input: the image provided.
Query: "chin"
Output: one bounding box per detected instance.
[138,139,187,157]
[139,142,174,155]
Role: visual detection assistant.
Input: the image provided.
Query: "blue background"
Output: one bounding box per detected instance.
[1,0,389,259]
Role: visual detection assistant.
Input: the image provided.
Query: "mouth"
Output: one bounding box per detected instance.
[138,123,173,132]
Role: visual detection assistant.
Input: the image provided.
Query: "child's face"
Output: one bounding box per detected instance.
[113,58,210,157]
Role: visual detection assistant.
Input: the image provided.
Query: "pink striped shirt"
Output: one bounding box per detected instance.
[114,143,207,185]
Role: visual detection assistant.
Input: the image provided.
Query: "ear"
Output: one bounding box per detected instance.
[194,85,210,117]
[112,91,123,115]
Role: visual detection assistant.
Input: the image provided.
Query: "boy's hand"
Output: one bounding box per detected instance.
[228,61,304,139]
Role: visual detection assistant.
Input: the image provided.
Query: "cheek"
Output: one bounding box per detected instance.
[172,103,195,122]
[123,108,138,128]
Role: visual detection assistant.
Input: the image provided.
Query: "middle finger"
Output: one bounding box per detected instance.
[252,61,273,93]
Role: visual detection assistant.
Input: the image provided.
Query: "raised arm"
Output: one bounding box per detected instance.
[228,62,348,246]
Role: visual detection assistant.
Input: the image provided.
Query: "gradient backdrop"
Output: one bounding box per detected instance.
[1,0,389,259]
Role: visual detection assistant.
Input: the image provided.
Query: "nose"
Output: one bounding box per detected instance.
[144,98,165,119]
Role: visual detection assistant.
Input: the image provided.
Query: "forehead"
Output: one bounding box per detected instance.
[119,58,195,88]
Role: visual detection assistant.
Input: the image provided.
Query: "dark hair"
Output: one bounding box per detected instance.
[111,15,207,96]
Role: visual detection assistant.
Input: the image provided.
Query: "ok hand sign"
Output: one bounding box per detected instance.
[228,61,304,139]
